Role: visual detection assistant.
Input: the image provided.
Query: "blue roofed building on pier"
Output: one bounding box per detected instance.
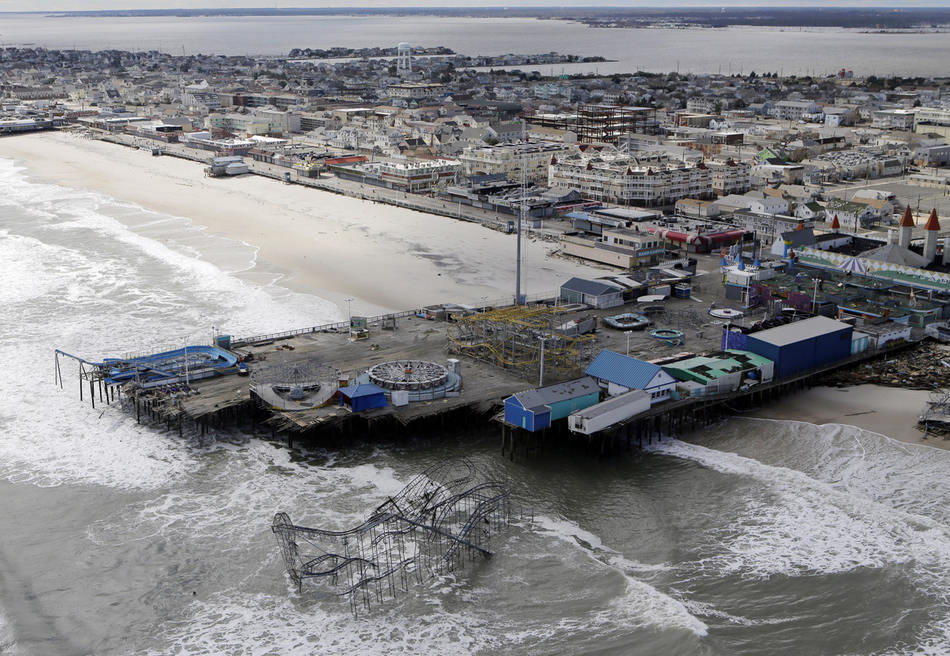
[339,383,389,412]
[740,315,852,379]
[504,376,600,432]
[584,350,677,405]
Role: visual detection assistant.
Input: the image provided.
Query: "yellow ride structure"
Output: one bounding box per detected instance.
[447,305,596,382]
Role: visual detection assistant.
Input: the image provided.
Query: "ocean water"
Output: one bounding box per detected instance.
[0,13,949,76]
[2,156,950,655]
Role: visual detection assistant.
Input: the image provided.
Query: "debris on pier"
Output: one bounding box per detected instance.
[822,341,950,390]
[271,459,513,615]
[919,389,950,436]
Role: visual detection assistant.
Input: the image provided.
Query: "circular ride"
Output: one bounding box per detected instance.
[708,308,745,320]
[603,312,652,331]
[649,328,685,342]
[368,360,450,391]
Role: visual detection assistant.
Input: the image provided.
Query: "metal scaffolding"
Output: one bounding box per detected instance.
[446,305,597,381]
[272,459,512,615]
[576,103,658,143]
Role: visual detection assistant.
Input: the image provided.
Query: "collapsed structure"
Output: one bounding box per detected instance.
[272,459,512,614]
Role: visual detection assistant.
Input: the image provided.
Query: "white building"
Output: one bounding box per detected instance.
[915,106,950,138]
[548,155,713,207]
[871,109,916,131]
[386,83,446,100]
[706,159,752,195]
[459,141,573,183]
[773,100,821,121]
[749,196,790,216]
[376,158,461,192]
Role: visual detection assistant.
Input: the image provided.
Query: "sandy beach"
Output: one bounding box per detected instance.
[5,132,947,450]
[0,131,607,317]
[750,384,950,450]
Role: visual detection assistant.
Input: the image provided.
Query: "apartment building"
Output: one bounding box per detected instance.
[548,155,713,207]
[376,158,461,192]
[206,109,300,137]
[386,83,446,100]
[705,159,752,195]
[459,141,573,183]
[871,109,916,131]
[915,107,950,138]
[773,100,820,121]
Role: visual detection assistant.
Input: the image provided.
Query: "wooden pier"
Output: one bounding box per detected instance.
[499,338,921,459]
[53,294,925,457]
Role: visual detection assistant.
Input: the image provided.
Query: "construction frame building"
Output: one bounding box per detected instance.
[526,104,658,144]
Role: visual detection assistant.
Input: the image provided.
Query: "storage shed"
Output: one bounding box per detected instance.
[338,384,389,412]
[504,376,600,432]
[559,278,624,309]
[743,316,852,380]
[857,321,911,349]
[584,350,677,404]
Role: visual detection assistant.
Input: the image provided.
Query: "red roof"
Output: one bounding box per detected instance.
[899,206,915,228]
[925,208,940,231]
[830,214,840,230]
[325,156,368,166]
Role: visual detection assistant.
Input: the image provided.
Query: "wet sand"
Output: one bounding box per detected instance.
[750,384,950,450]
[0,131,606,317]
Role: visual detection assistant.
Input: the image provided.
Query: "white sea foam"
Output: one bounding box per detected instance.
[533,514,708,636]
[0,157,345,490]
[0,608,16,656]
[647,438,950,652]
[645,439,948,578]
[89,442,410,548]
[150,591,498,656]
[739,417,950,526]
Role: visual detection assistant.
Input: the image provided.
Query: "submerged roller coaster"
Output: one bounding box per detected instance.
[271,459,512,614]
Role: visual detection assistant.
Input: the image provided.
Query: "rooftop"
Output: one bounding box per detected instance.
[748,316,852,347]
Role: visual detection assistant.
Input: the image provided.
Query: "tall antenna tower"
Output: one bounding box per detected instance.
[396,42,412,77]
[515,119,527,305]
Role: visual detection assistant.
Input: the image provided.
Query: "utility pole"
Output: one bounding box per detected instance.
[515,119,526,305]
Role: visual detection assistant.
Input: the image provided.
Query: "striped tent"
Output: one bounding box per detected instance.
[839,257,868,275]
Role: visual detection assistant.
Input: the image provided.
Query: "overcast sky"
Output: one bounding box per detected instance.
[3,1,950,11]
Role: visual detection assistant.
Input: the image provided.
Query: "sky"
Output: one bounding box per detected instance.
[2,0,950,11]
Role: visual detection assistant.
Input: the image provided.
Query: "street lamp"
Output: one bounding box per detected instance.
[538,336,547,387]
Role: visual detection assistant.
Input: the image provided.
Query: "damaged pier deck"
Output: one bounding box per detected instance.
[56,310,559,442]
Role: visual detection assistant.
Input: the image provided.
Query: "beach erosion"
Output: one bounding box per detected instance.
[0,131,605,318]
[2,131,945,451]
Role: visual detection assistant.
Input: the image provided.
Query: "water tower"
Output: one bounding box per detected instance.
[396,42,412,76]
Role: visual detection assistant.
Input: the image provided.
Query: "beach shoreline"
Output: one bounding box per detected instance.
[749,384,950,450]
[0,131,606,319]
